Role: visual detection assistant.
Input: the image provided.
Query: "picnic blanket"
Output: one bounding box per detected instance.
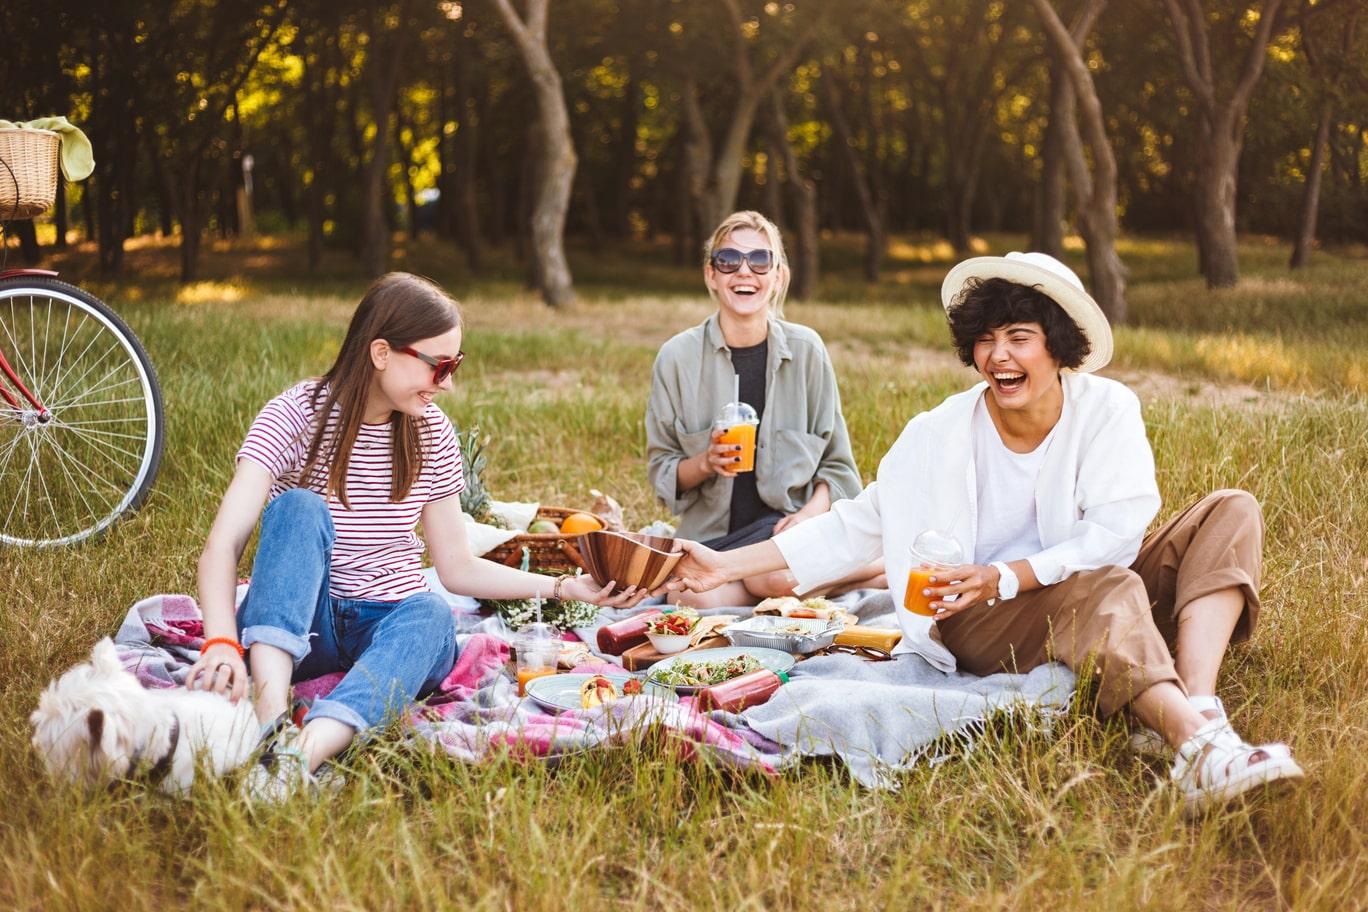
[110,593,781,775]
[109,588,1074,788]
[729,590,1076,788]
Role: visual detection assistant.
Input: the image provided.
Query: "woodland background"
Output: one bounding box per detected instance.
[3,0,1365,316]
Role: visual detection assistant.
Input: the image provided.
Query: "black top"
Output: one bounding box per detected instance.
[727,338,769,533]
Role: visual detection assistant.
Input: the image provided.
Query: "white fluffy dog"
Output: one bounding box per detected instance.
[31,638,260,795]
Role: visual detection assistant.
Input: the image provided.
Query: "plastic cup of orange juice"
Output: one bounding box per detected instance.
[713,401,759,473]
[903,530,963,617]
[514,623,559,696]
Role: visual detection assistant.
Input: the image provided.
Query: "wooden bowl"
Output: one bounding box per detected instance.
[579,530,684,595]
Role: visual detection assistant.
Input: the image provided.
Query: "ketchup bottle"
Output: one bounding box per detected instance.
[596,610,664,655]
[693,669,789,713]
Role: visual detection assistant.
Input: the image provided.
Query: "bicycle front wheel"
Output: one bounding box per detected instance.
[0,277,164,546]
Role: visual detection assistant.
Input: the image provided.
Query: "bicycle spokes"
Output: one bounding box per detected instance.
[0,283,161,546]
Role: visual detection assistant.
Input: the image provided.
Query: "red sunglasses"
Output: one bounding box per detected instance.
[395,346,465,384]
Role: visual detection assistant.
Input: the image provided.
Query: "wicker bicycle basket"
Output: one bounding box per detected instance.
[0,129,60,221]
[484,505,608,574]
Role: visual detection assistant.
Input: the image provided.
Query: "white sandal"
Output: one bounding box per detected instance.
[1170,719,1304,817]
[1130,695,1228,759]
[1129,696,1291,762]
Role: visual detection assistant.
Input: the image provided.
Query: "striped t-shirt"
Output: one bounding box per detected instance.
[237,381,464,601]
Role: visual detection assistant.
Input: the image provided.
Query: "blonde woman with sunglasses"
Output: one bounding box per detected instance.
[186,273,642,801]
[646,211,884,607]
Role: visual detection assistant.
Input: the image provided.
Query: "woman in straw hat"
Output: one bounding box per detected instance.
[645,210,883,607]
[663,251,1302,815]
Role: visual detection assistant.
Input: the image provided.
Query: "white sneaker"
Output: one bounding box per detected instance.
[240,744,319,804]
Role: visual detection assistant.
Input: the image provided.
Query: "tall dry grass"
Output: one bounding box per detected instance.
[2,233,1366,909]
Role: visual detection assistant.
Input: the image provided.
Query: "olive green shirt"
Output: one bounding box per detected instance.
[646,313,863,542]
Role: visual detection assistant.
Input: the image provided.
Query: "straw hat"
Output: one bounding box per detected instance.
[940,251,1113,373]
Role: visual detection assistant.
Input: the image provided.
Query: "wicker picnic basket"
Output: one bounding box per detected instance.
[0,129,60,220]
[484,505,609,574]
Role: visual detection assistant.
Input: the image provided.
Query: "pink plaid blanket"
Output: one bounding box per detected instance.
[112,593,780,773]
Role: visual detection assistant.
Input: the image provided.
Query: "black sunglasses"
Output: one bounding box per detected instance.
[396,346,465,384]
[710,247,774,275]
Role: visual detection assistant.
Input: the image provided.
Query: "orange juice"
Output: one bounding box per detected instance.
[903,567,937,616]
[517,667,556,696]
[717,421,757,473]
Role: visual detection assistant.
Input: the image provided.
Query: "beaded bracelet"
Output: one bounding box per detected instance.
[202,636,245,659]
[552,574,569,601]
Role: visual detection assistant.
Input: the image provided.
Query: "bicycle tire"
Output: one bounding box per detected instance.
[0,276,164,546]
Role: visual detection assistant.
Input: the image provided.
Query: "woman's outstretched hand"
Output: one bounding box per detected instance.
[561,574,649,609]
[655,539,731,596]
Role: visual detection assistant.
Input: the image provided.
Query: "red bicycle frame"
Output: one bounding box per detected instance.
[0,268,58,414]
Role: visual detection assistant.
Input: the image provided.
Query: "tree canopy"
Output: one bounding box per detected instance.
[2,0,1364,303]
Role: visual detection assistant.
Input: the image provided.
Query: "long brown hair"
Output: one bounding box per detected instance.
[300,272,462,507]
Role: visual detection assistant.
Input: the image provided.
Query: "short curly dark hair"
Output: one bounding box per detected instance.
[946,277,1091,370]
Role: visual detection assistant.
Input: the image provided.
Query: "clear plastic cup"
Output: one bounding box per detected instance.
[902,530,964,617]
[513,622,559,695]
[713,401,759,473]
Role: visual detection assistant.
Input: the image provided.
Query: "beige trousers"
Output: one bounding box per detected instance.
[936,489,1264,716]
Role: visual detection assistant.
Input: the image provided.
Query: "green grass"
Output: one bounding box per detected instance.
[2,231,1367,909]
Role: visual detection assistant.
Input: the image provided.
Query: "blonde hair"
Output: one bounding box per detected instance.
[703,210,791,318]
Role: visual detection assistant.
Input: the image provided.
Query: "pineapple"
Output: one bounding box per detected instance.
[456,424,507,529]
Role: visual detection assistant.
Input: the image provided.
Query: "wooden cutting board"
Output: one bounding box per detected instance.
[620,633,729,671]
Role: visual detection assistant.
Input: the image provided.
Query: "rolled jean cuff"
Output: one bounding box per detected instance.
[239,624,311,664]
[303,697,370,732]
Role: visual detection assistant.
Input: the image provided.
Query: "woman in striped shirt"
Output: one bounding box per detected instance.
[186,273,640,800]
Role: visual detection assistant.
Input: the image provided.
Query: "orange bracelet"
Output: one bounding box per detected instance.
[202,636,245,659]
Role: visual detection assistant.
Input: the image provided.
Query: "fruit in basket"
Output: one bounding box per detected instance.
[528,519,560,534]
[560,512,604,535]
[456,424,507,528]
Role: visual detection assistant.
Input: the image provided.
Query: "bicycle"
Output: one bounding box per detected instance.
[1,126,164,547]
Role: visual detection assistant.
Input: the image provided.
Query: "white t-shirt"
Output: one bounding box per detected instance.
[971,397,1060,566]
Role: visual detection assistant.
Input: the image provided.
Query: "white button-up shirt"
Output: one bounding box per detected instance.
[774,372,1161,668]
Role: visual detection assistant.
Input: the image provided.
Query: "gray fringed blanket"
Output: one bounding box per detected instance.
[730,590,1077,789]
[739,652,1075,789]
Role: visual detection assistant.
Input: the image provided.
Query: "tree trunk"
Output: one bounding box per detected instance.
[452,34,483,270]
[14,220,40,264]
[1160,0,1284,288]
[1032,0,1127,321]
[394,114,419,240]
[177,162,204,283]
[1192,124,1242,289]
[610,69,639,236]
[305,31,340,273]
[1290,101,1334,269]
[765,91,818,300]
[671,134,695,265]
[762,147,784,228]
[680,79,714,242]
[81,184,95,244]
[53,178,68,249]
[360,12,408,279]
[822,72,884,283]
[492,0,576,307]
[1031,55,1069,257]
[576,164,604,254]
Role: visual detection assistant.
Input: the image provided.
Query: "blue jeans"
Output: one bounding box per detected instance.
[237,489,456,732]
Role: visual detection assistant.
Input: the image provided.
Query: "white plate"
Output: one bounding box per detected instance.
[645,646,795,694]
[524,672,664,713]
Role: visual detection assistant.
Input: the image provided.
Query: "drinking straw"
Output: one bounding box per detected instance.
[733,373,740,407]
